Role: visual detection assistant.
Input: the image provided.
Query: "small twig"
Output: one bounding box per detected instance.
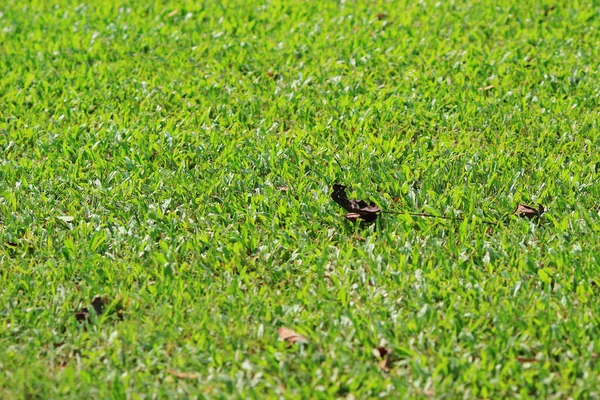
[381,210,502,226]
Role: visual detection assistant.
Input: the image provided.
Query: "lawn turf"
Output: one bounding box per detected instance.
[2,0,600,398]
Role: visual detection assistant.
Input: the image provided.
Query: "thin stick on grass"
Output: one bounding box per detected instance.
[381,210,502,226]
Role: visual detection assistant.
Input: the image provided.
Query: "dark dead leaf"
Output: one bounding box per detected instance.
[392,196,402,204]
[331,184,381,222]
[373,346,390,358]
[74,308,90,322]
[376,13,388,20]
[479,84,495,91]
[379,358,389,371]
[351,235,366,241]
[276,185,289,192]
[344,212,363,222]
[278,327,308,344]
[513,204,544,219]
[91,295,109,315]
[516,357,540,363]
[331,184,355,211]
[166,369,200,379]
[5,241,18,247]
[75,295,124,323]
[372,346,392,371]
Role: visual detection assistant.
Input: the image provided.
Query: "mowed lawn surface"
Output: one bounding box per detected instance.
[2,0,600,398]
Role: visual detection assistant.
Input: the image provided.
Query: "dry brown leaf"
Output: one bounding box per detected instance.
[91,295,109,315]
[74,308,90,322]
[372,346,392,371]
[277,327,308,344]
[75,296,108,322]
[479,84,495,91]
[167,369,200,379]
[331,184,381,222]
[513,204,544,220]
[516,357,539,364]
[352,235,366,242]
[344,212,363,222]
[276,185,289,192]
[75,295,124,323]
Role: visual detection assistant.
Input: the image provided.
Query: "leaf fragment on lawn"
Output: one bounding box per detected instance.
[344,212,363,222]
[372,346,392,371]
[513,204,544,219]
[75,296,124,322]
[479,84,495,91]
[75,296,108,322]
[166,369,200,379]
[277,327,308,344]
[91,295,109,315]
[57,215,74,222]
[74,308,90,322]
[516,357,540,363]
[331,184,381,222]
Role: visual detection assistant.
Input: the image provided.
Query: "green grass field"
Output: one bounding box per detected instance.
[2,0,600,398]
